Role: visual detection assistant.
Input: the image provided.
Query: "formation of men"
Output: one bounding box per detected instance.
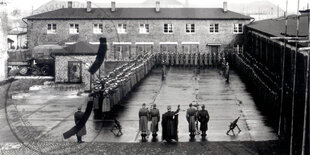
[90,51,229,142]
[92,53,156,117]
[139,103,209,142]
[155,52,227,68]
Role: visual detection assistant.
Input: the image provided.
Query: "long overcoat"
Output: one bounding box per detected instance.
[198,109,210,131]
[139,108,149,132]
[150,108,160,132]
[186,108,196,132]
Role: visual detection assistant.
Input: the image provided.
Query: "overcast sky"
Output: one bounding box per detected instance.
[7,0,310,13]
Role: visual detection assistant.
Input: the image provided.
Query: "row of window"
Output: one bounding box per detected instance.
[47,23,244,34]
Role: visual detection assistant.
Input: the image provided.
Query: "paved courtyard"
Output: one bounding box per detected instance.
[0,67,280,154]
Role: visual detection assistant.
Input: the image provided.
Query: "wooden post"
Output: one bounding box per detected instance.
[0,2,8,81]
[278,0,288,137]
[290,0,300,154]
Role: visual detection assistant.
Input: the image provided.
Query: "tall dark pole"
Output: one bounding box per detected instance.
[301,8,310,155]
[278,0,288,137]
[290,0,300,154]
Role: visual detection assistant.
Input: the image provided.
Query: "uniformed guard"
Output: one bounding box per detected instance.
[162,64,166,80]
[74,107,86,143]
[150,104,160,138]
[200,53,204,67]
[190,53,194,66]
[175,52,179,66]
[198,105,210,137]
[185,52,189,66]
[139,103,149,141]
[225,62,230,83]
[160,52,165,66]
[180,53,184,66]
[194,53,198,66]
[102,89,111,113]
[186,103,196,137]
[165,52,170,66]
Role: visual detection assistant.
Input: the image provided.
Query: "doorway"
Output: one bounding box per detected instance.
[68,61,82,83]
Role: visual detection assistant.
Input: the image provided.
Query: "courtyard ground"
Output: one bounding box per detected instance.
[0,67,286,154]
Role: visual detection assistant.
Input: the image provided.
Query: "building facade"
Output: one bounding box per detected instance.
[25,1,252,62]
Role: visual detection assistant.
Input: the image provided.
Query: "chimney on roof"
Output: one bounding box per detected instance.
[155,1,160,12]
[68,1,72,8]
[111,1,116,12]
[86,1,91,12]
[223,1,228,12]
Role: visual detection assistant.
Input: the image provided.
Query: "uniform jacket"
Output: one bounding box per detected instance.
[198,109,210,131]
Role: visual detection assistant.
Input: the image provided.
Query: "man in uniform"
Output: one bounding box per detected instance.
[198,105,210,137]
[74,107,86,143]
[194,53,198,67]
[186,103,196,137]
[200,53,204,67]
[225,62,230,83]
[162,63,166,80]
[185,52,189,67]
[162,105,180,142]
[139,103,149,141]
[180,53,184,66]
[190,53,194,66]
[175,52,179,66]
[150,104,160,138]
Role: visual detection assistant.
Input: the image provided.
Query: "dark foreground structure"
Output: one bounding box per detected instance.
[232,11,310,154]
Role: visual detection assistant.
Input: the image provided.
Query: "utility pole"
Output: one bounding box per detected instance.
[290,0,300,154]
[300,7,310,155]
[0,1,8,81]
[278,0,288,137]
[289,9,310,154]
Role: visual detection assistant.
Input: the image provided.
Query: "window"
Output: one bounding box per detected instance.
[210,23,219,33]
[114,44,131,60]
[234,24,243,33]
[117,24,127,33]
[164,24,173,34]
[233,44,243,54]
[93,23,103,34]
[186,24,195,33]
[139,24,149,33]
[47,24,56,34]
[69,24,79,34]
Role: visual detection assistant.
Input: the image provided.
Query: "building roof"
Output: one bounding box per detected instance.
[142,0,184,7]
[25,8,252,20]
[246,14,309,37]
[52,41,99,56]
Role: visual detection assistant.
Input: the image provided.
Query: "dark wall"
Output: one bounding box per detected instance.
[233,29,309,154]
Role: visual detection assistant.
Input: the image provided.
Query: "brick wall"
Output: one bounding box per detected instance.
[28,19,250,59]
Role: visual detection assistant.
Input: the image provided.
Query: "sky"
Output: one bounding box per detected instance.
[6,0,310,14]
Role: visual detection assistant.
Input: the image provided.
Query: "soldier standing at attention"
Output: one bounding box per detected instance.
[186,103,196,137]
[150,104,160,138]
[225,62,230,83]
[139,103,149,141]
[74,107,86,143]
[198,105,210,137]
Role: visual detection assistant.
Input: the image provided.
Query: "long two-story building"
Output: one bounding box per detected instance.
[25,1,252,59]
[24,1,252,87]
